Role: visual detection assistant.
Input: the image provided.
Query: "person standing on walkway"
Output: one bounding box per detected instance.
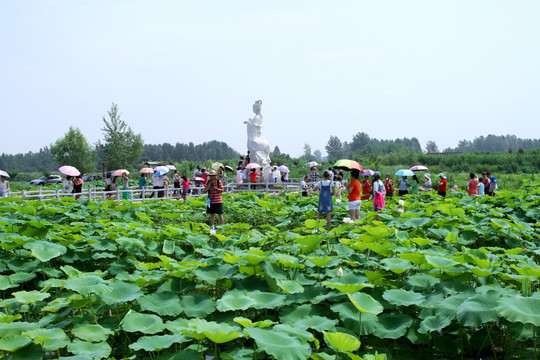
[466,173,479,195]
[73,175,84,200]
[384,174,394,197]
[122,172,130,200]
[0,175,10,197]
[437,173,447,197]
[313,170,334,227]
[139,173,147,198]
[347,169,362,221]
[202,170,224,229]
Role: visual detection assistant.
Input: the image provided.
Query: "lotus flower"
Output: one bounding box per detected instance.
[454,184,459,189]
[476,201,479,207]
[397,208,404,213]
[209,229,216,235]
[398,199,405,206]
[337,267,343,278]
[335,199,342,203]
[343,217,354,224]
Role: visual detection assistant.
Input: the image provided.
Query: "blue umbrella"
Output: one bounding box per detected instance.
[155,168,169,177]
[395,169,415,176]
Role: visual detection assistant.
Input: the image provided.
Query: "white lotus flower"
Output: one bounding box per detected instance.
[398,199,405,206]
[209,229,216,235]
[337,267,343,277]
[335,198,342,203]
[343,217,354,224]
[397,208,404,213]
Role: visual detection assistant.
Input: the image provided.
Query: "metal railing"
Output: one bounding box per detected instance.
[3,179,306,202]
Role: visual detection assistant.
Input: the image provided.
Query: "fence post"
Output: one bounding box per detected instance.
[55,189,60,199]
[116,187,120,201]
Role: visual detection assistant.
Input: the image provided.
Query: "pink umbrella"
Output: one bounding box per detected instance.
[154,166,167,171]
[191,176,204,181]
[166,165,176,170]
[359,169,375,176]
[58,166,81,176]
[245,163,261,169]
[410,165,429,171]
[112,169,130,177]
[140,167,154,174]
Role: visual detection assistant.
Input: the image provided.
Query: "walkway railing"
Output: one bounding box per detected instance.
[3,179,305,202]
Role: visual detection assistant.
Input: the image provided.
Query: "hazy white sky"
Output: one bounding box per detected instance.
[2,1,539,157]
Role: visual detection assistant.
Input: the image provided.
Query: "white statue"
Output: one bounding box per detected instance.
[244,100,271,179]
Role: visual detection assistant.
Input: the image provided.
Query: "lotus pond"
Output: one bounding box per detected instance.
[0,181,539,360]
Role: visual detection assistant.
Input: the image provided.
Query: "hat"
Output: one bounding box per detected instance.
[490,176,496,182]
[438,173,446,179]
[208,170,217,176]
[424,173,431,179]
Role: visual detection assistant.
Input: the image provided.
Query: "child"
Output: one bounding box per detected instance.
[313,170,334,227]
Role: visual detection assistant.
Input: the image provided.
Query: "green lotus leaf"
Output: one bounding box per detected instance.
[0,334,32,352]
[424,255,457,269]
[418,315,453,334]
[121,310,165,334]
[0,275,14,290]
[179,293,216,318]
[24,328,70,351]
[323,331,360,352]
[100,281,142,305]
[456,290,500,327]
[0,322,40,336]
[129,334,189,352]
[276,279,304,294]
[249,291,287,310]
[380,258,413,274]
[382,289,425,307]
[65,276,108,295]
[372,314,413,339]
[24,241,67,262]
[67,339,111,359]
[138,291,182,317]
[398,252,426,266]
[330,302,379,335]
[186,319,242,344]
[245,327,310,360]
[496,295,540,326]
[233,317,276,328]
[306,255,334,267]
[71,324,114,343]
[13,290,50,304]
[347,293,383,315]
[291,315,338,332]
[324,282,373,294]
[403,217,431,228]
[217,289,256,312]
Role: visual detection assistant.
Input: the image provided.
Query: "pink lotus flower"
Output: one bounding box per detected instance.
[397,208,404,213]
[209,229,216,235]
[454,185,459,189]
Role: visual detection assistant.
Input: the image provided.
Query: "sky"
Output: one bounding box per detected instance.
[2,1,540,157]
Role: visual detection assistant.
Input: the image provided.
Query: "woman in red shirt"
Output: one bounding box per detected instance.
[249,169,259,190]
[361,176,371,200]
[202,171,224,229]
[347,169,362,221]
[466,173,479,195]
[437,173,447,197]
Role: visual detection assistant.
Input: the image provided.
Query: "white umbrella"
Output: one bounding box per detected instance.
[304,161,319,168]
[0,170,9,178]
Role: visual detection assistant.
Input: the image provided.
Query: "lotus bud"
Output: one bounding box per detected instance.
[337,267,343,278]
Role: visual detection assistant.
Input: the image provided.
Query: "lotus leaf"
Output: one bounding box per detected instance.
[24,240,67,262]
[129,334,189,351]
[138,291,182,316]
[65,276,108,295]
[456,290,500,326]
[276,279,304,294]
[216,289,256,311]
[496,295,540,326]
[372,314,413,339]
[246,327,311,360]
[234,317,276,328]
[13,290,50,304]
[67,339,111,359]
[323,331,360,352]
[23,328,70,350]
[380,257,413,274]
[417,315,453,334]
[71,324,114,343]
[424,255,457,269]
[403,217,431,228]
[121,310,165,334]
[179,293,216,318]
[0,334,32,352]
[0,322,40,336]
[100,280,142,305]
[347,293,383,315]
[382,289,425,307]
[186,319,242,343]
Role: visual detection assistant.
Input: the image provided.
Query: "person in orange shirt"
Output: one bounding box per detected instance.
[361,175,371,200]
[347,169,362,221]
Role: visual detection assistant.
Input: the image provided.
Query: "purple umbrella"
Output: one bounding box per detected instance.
[165,165,177,170]
[359,169,375,176]
[278,165,290,173]
[410,165,428,171]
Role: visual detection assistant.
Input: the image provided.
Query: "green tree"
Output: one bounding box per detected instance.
[302,143,312,159]
[50,127,97,174]
[325,135,344,160]
[313,149,322,161]
[271,146,282,157]
[425,141,439,153]
[99,103,144,170]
